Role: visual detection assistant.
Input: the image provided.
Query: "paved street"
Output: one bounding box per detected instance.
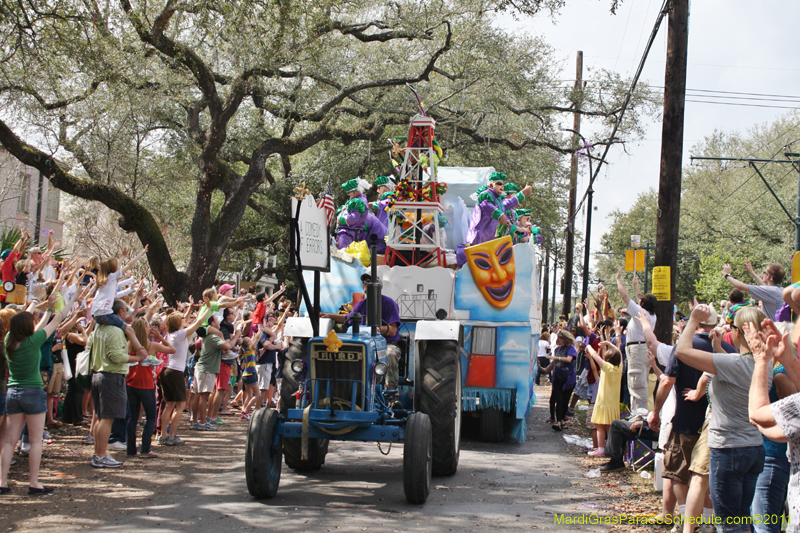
[3,394,617,532]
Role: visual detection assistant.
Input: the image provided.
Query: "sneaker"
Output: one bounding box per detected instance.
[169,436,185,446]
[588,447,606,456]
[698,524,715,533]
[189,422,200,430]
[599,460,625,473]
[157,436,171,446]
[240,413,251,421]
[140,355,162,367]
[108,441,127,451]
[211,417,229,426]
[83,435,95,445]
[566,407,575,416]
[198,422,218,431]
[91,454,124,468]
[19,442,30,455]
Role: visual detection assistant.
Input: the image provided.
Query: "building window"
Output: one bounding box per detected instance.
[16,171,30,214]
[471,327,496,355]
[46,183,59,220]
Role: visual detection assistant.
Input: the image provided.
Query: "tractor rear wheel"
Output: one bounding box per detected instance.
[417,339,461,476]
[245,408,282,499]
[479,407,505,443]
[403,412,432,504]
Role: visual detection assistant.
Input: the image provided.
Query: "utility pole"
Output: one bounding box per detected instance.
[542,246,551,324]
[562,51,583,318]
[551,252,558,324]
[654,0,689,344]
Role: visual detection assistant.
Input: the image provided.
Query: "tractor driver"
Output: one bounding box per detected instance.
[321,273,402,400]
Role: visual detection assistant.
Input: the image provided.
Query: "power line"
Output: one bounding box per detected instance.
[685,163,799,241]
[572,0,672,221]
[682,123,800,229]
[685,100,800,110]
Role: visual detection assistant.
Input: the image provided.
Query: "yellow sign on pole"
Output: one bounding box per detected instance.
[625,250,646,272]
[652,266,671,301]
[792,252,800,284]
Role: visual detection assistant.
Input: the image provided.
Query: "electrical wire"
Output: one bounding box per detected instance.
[684,164,798,241]
[571,0,672,223]
[683,122,800,231]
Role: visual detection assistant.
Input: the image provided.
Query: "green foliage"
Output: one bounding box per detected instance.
[0,0,659,299]
[595,111,800,315]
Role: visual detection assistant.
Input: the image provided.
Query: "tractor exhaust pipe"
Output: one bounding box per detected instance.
[367,236,382,337]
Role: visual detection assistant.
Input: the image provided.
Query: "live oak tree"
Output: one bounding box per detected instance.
[0,0,654,303]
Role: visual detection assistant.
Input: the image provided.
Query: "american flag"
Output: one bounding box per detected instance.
[316,179,335,227]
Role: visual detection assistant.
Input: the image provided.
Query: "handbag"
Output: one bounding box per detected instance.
[76,345,94,389]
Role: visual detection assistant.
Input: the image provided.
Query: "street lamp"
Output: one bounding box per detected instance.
[561,127,594,304]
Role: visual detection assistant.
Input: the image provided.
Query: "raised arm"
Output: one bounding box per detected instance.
[721,263,750,292]
[616,267,632,306]
[633,276,644,302]
[148,326,176,355]
[637,309,663,357]
[577,300,592,336]
[121,244,149,276]
[676,305,717,374]
[745,322,787,441]
[744,259,765,286]
[185,306,213,337]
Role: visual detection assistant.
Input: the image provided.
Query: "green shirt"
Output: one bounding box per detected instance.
[87,325,130,375]
[198,300,221,327]
[196,334,224,375]
[6,330,47,388]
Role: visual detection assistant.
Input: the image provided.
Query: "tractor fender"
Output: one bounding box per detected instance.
[284,317,334,338]
[414,320,461,341]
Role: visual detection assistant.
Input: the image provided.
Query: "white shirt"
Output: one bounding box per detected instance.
[166,329,189,372]
[91,270,122,316]
[626,299,656,343]
[41,265,56,282]
[537,340,550,358]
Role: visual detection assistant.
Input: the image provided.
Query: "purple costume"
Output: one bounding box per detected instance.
[466,188,524,246]
[336,198,388,253]
[347,296,401,342]
[371,194,393,227]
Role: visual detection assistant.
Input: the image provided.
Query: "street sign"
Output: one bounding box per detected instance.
[652,266,671,301]
[624,249,645,271]
[290,195,330,272]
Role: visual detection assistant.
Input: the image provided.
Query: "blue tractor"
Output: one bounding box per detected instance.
[245,244,462,504]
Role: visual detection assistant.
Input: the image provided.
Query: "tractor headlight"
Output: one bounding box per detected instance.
[374,362,388,376]
[291,360,305,374]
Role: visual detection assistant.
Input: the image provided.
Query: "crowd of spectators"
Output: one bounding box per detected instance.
[538,257,800,533]
[0,231,293,494]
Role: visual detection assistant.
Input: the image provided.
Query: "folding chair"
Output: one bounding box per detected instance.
[626,425,659,472]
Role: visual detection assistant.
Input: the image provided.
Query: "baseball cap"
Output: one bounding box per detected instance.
[360,273,372,283]
[218,283,235,294]
[699,307,718,326]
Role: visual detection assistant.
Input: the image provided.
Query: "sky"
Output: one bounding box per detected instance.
[497,0,800,283]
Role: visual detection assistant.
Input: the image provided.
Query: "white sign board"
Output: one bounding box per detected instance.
[291,195,330,272]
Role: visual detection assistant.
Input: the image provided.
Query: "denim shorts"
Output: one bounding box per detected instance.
[242,374,258,386]
[93,313,127,330]
[5,386,47,415]
[0,388,6,416]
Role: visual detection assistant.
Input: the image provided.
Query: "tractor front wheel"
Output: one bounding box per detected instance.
[245,408,282,498]
[403,412,432,504]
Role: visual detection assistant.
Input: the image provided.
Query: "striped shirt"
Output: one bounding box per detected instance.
[240,347,257,376]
